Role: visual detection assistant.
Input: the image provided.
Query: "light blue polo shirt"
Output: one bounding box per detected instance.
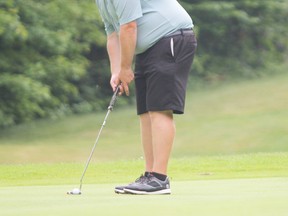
[95,0,193,54]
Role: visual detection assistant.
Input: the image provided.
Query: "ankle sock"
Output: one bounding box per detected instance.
[144,171,150,177]
[151,172,167,181]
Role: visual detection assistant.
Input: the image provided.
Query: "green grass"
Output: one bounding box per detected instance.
[0,152,287,187]
[1,153,288,216]
[1,178,288,216]
[0,72,288,163]
[1,72,288,216]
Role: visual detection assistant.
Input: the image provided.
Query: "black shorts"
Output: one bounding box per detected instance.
[134,29,197,115]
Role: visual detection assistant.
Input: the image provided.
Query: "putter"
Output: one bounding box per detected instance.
[67,85,121,195]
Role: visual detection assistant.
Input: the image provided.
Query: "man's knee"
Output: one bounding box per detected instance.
[149,110,173,119]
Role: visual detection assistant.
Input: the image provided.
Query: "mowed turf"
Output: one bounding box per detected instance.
[1,153,287,187]
[0,71,288,215]
[1,178,288,216]
[0,153,287,216]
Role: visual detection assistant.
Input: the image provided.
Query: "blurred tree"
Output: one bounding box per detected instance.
[0,0,109,127]
[181,0,288,81]
[0,0,287,127]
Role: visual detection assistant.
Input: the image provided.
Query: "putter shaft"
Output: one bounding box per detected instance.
[79,86,120,191]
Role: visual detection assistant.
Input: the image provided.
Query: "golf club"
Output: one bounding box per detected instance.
[67,85,121,195]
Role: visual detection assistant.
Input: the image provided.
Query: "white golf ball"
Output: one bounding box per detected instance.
[73,188,81,194]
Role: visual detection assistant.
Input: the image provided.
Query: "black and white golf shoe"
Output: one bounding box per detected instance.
[123,174,171,195]
[114,174,148,194]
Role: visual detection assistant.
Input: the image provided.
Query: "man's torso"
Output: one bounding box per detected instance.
[95,0,193,54]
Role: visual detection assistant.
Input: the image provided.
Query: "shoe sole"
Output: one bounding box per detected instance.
[124,188,171,195]
[115,189,126,194]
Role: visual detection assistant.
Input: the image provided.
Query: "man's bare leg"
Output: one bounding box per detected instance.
[139,112,153,172]
[149,110,175,175]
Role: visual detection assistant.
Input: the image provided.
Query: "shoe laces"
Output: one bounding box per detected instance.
[145,173,157,183]
[135,174,148,183]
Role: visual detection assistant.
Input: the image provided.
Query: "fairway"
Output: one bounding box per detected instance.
[1,178,288,216]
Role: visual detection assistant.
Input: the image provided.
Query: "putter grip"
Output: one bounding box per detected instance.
[108,85,120,110]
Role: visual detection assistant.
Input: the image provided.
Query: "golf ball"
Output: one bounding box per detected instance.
[67,188,81,195]
[72,188,81,194]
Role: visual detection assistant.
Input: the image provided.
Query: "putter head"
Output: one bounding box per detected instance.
[67,188,81,195]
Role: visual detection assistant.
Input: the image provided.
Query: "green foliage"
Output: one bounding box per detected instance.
[0,1,27,45]
[182,0,288,80]
[0,73,52,126]
[0,0,287,127]
[0,0,108,127]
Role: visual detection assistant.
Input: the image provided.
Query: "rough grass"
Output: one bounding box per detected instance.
[0,72,287,163]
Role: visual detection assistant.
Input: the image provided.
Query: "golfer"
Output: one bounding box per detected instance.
[95,0,197,195]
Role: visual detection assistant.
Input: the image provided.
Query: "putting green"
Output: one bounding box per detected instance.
[1,178,287,216]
